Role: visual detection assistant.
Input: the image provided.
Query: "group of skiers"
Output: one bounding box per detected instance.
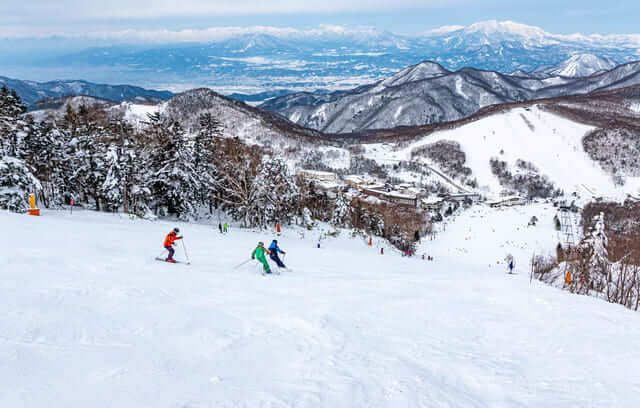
[161,227,516,274]
[162,226,287,273]
[251,240,287,274]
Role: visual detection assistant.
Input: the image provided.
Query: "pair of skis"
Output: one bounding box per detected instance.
[155,257,190,265]
[155,239,191,265]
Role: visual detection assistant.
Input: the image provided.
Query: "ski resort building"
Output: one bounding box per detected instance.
[488,196,527,208]
[298,169,338,182]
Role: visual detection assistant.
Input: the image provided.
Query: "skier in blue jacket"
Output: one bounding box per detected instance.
[268,239,287,268]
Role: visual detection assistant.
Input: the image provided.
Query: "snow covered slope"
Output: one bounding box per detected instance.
[2,207,640,407]
[363,105,640,199]
[541,53,617,78]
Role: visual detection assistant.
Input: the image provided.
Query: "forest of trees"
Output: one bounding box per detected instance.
[0,87,298,226]
[0,87,428,250]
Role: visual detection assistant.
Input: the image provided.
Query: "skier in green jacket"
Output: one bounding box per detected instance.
[251,242,272,274]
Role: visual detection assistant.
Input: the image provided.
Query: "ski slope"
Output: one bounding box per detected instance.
[2,208,640,407]
[363,106,640,199]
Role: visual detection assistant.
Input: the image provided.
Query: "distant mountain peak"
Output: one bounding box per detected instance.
[544,53,617,77]
[464,20,549,38]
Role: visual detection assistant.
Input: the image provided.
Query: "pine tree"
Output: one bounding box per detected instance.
[0,156,41,212]
[194,113,221,209]
[332,193,351,226]
[254,157,298,226]
[0,85,27,157]
[580,211,610,292]
[149,121,200,219]
[101,144,123,211]
[25,121,73,207]
[69,120,107,210]
[101,120,152,216]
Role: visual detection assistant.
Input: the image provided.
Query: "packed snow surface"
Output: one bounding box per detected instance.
[2,206,640,407]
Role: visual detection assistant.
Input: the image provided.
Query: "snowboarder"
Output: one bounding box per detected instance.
[163,228,183,263]
[252,242,271,274]
[218,222,223,234]
[223,222,229,233]
[268,239,287,268]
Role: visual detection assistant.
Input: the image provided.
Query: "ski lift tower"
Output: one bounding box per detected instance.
[558,206,579,248]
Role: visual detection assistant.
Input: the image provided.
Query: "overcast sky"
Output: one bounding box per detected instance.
[1,0,638,39]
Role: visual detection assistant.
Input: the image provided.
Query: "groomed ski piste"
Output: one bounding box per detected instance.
[2,205,640,407]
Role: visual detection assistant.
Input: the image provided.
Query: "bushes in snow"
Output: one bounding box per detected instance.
[583,128,640,184]
[534,201,640,311]
[489,158,561,199]
[350,197,430,252]
[412,140,472,179]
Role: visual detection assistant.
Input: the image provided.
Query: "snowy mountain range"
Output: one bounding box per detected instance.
[260,60,640,133]
[0,76,174,108]
[29,82,640,201]
[4,21,639,94]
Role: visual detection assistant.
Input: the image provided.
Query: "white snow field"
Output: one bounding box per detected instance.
[363,106,640,199]
[2,206,640,407]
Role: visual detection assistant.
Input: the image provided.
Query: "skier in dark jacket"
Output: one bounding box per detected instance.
[268,239,287,268]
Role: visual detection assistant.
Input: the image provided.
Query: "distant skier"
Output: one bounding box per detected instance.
[268,239,287,268]
[163,227,182,263]
[251,242,271,274]
[223,222,229,233]
[506,254,515,274]
[218,222,223,234]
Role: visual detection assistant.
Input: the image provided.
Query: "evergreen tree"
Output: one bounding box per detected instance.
[69,120,107,210]
[332,193,351,226]
[194,112,221,208]
[0,85,27,157]
[149,121,200,219]
[101,120,152,216]
[0,156,41,212]
[254,157,298,226]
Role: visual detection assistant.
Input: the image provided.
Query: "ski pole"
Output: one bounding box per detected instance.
[234,259,253,269]
[181,239,191,264]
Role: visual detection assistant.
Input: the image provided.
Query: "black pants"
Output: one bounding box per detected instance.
[270,252,286,268]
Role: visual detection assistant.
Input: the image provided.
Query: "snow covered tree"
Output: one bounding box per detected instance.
[99,120,147,215]
[302,207,314,230]
[213,138,262,227]
[193,112,221,209]
[0,86,42,212]
[331,193,351,227]
[254,157,298,226]
[577,211,610,293]
[589,212,608,264]
[148,120,200,219]
[26,122,73,207]
[101,144,124,211]
[68,121,107,210]
[0,85,27,157]
[0,156,41,212]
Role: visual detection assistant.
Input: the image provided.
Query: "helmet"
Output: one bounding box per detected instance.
[173,228,180,234]
[273,239,278,244]
[258,241,264,246]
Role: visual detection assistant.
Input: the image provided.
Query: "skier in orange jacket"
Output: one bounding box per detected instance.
[163,228,183,263]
